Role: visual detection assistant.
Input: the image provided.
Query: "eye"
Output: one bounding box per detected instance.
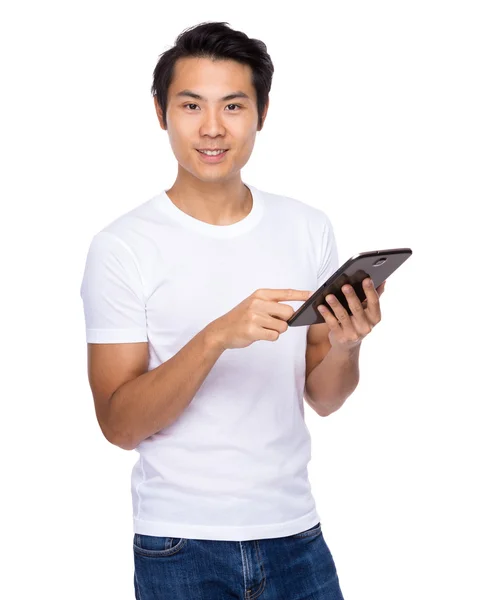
[183,103,242,111]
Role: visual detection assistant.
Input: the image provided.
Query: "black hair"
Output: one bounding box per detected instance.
[151,21,274,130]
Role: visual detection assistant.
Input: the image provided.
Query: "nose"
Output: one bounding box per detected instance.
[199,107,226,137]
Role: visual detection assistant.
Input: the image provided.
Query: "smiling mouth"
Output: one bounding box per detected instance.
[196,149,229,155]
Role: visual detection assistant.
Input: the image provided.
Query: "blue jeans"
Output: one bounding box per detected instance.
[133,522,344,599]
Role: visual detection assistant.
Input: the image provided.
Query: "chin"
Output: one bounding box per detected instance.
[183,167,230,183]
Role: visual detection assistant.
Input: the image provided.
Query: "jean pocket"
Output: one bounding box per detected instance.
[133,533,187,557]
[289,522,322,539]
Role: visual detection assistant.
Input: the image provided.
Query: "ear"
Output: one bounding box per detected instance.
[258,98,270,131]
[153,95,167,131]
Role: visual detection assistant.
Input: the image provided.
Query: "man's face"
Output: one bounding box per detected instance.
[155,56,267,184]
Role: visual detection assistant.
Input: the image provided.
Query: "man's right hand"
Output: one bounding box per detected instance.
[206,288,313,351]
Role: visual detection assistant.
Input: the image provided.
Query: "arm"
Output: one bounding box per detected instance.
[97,326,225,451]
[82,232,228,451]
[305,341,360,417]
[304,278,385,416]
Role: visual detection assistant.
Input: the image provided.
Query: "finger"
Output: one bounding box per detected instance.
[363,278,386,295]
[324,293,355,332]
[317,302,343,330]
[259,289,313,302]
[261,314,290,334]
[262,299,300,321]
[341,284,368,324]
[362,278,382,323]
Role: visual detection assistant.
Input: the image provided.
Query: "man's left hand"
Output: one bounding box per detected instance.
[317,278,386,352]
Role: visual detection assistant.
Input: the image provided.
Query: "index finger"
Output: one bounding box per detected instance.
[257,288,314,301]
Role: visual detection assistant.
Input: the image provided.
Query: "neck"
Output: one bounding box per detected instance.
[166,172,251,226]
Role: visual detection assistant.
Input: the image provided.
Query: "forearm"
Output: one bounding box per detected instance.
[305,344,361,416]
[107,326,225,450]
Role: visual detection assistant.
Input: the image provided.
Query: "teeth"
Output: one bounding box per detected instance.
[199,150,226,156]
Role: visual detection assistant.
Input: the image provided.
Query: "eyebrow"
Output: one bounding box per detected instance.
[175,89,251,102]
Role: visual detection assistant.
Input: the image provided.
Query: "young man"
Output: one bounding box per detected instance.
[80,21,384,600]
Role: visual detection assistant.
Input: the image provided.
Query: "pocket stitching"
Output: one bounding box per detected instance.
[133,535,188,557]
[290,523,322,539]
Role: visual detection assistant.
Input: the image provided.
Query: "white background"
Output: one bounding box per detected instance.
[2,1,499,598]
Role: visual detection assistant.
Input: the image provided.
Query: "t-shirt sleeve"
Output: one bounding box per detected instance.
[316,212,339,288]
[79,231,148,344]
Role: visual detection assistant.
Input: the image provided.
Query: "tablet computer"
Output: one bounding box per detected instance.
[287,248,412,327]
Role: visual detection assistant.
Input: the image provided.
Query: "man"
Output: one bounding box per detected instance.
[80,21,385,600]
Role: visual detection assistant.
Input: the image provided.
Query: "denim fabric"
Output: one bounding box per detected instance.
[133,522,344,599]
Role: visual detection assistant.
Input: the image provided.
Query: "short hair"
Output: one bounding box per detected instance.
[151,21,274,130]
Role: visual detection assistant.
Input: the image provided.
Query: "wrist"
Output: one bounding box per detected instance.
[203,321,227,354]
[328,340,361,359]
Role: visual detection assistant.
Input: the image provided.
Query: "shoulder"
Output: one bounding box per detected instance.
[255,185,329,227]
[90,191,164,253]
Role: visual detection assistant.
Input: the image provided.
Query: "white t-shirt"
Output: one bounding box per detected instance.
[80,182,339,541]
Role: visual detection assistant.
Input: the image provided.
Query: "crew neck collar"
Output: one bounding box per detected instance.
[155,183,264,238]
